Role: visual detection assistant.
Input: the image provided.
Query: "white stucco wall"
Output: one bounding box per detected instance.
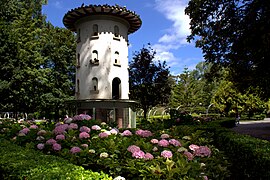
[75,15,130,100]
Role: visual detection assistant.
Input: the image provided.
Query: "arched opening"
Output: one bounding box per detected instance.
[114,25,119,37]
[76,79,80,93]
[93,24,98,36]
[112,78,121,99]
[114,51,120,65]
[77,53,80,68]
[92,77,98,91]
[77,28,81,42]
[92,50,98,60]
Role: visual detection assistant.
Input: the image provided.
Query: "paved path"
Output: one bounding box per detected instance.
[231,118,270,141]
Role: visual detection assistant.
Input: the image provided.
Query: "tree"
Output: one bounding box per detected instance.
[170,62,218,113]
[38,24,76,119]
[211,80,244,116]
[0,0,75,119]
[185,0,270,99]
[0,0,45,116]
[129,44,172,118]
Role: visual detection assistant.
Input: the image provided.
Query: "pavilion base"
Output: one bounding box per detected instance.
[65,99,137,128]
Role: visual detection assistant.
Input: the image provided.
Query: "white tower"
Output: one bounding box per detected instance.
[63,4,141,128]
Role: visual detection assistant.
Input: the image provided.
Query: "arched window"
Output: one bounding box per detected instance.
[77,29,81,42]
[92,77,98,91]
[77,79,80,93]
[90,50,99,65]
[114,51,120,66]
[93,24,98,36]
[77,53,80,68]
[114,25,119,37]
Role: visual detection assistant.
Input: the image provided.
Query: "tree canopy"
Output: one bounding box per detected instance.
[185,0,270,99]
[129,44,172,118]
[0,0,75,119]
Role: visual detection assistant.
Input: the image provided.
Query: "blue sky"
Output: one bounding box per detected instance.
[42,0,204,75]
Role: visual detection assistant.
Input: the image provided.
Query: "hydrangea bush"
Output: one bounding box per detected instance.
[0,116,230,179]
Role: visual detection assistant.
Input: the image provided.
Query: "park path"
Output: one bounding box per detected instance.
[231,118,270,141]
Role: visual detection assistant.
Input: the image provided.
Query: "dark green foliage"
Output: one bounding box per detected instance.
[0,139,112,179]
[170,62,217,109]
[215,130,270,179]
[169,109,196,125]
[0,1,75,119]
[185,0,270,99]
[129,44,172,118]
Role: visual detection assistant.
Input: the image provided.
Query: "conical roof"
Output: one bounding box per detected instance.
[63,4,142,34]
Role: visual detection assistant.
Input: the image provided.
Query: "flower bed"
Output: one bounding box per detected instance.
[0,115,230,179]
[0,139,112,179]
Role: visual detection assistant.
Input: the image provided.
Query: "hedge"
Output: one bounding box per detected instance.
[0,139,112,180]
[214,129,270,179]
[201,118,270,179]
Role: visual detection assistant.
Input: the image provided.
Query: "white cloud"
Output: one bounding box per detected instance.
[154,0,190,45]
[53,1,64,9]
[152,0,201,74]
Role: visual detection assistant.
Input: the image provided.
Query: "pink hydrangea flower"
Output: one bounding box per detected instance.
[46,138,57,145]
[56,134,65,141]
[73,114,91,121]
[135,129,153,138]
[37,143,45,150]
[160,133,170,139]
[203,176,208,180]
[37,130,46,136]
[183,151,194,161]
[100,152,109,158]
[79,126,91,133]
[150,139,159,144]
[132,150,145,159]
[29,125,38,129]
[189,144,200,151]
[36,136,45,141]
[68,123,78,130]
[18,132,26,136]
[152,147,158,152]
[53,124,68,135]
[121,130,132,136]
[79,132,90,139]
[194,146,211,157]
[127,145,140,153]
[70,146,81,154]
[144,153,154,160]
[55,122,62,127]
[110,129,118,135]
[20,128,30,134]
[91,125,101,130]
[161,150,173,158]
[81,144,88,148]
[98,132,109,138]
[52,143,61,151]
[64,117,73,124]
[169,139,181,147]
[158,139,169,147]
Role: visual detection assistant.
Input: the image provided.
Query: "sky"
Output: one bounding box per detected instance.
[42,0,204,75]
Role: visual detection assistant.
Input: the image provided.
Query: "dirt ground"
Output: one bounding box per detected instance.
[231,118,270,141]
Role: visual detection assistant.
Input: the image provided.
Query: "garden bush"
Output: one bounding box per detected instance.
[0,115,230,179]
[195,118,270,179]
[0,139,112,180]
[214,129,270,179]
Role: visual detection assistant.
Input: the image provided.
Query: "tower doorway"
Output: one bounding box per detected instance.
[112,78,121,99]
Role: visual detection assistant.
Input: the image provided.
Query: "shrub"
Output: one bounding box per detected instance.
[214,129,270,179]
[0,139,112,180]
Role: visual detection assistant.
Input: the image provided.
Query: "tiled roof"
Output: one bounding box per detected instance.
[63,4,142,34]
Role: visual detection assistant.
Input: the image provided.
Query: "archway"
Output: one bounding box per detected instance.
[112,78,121,99]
